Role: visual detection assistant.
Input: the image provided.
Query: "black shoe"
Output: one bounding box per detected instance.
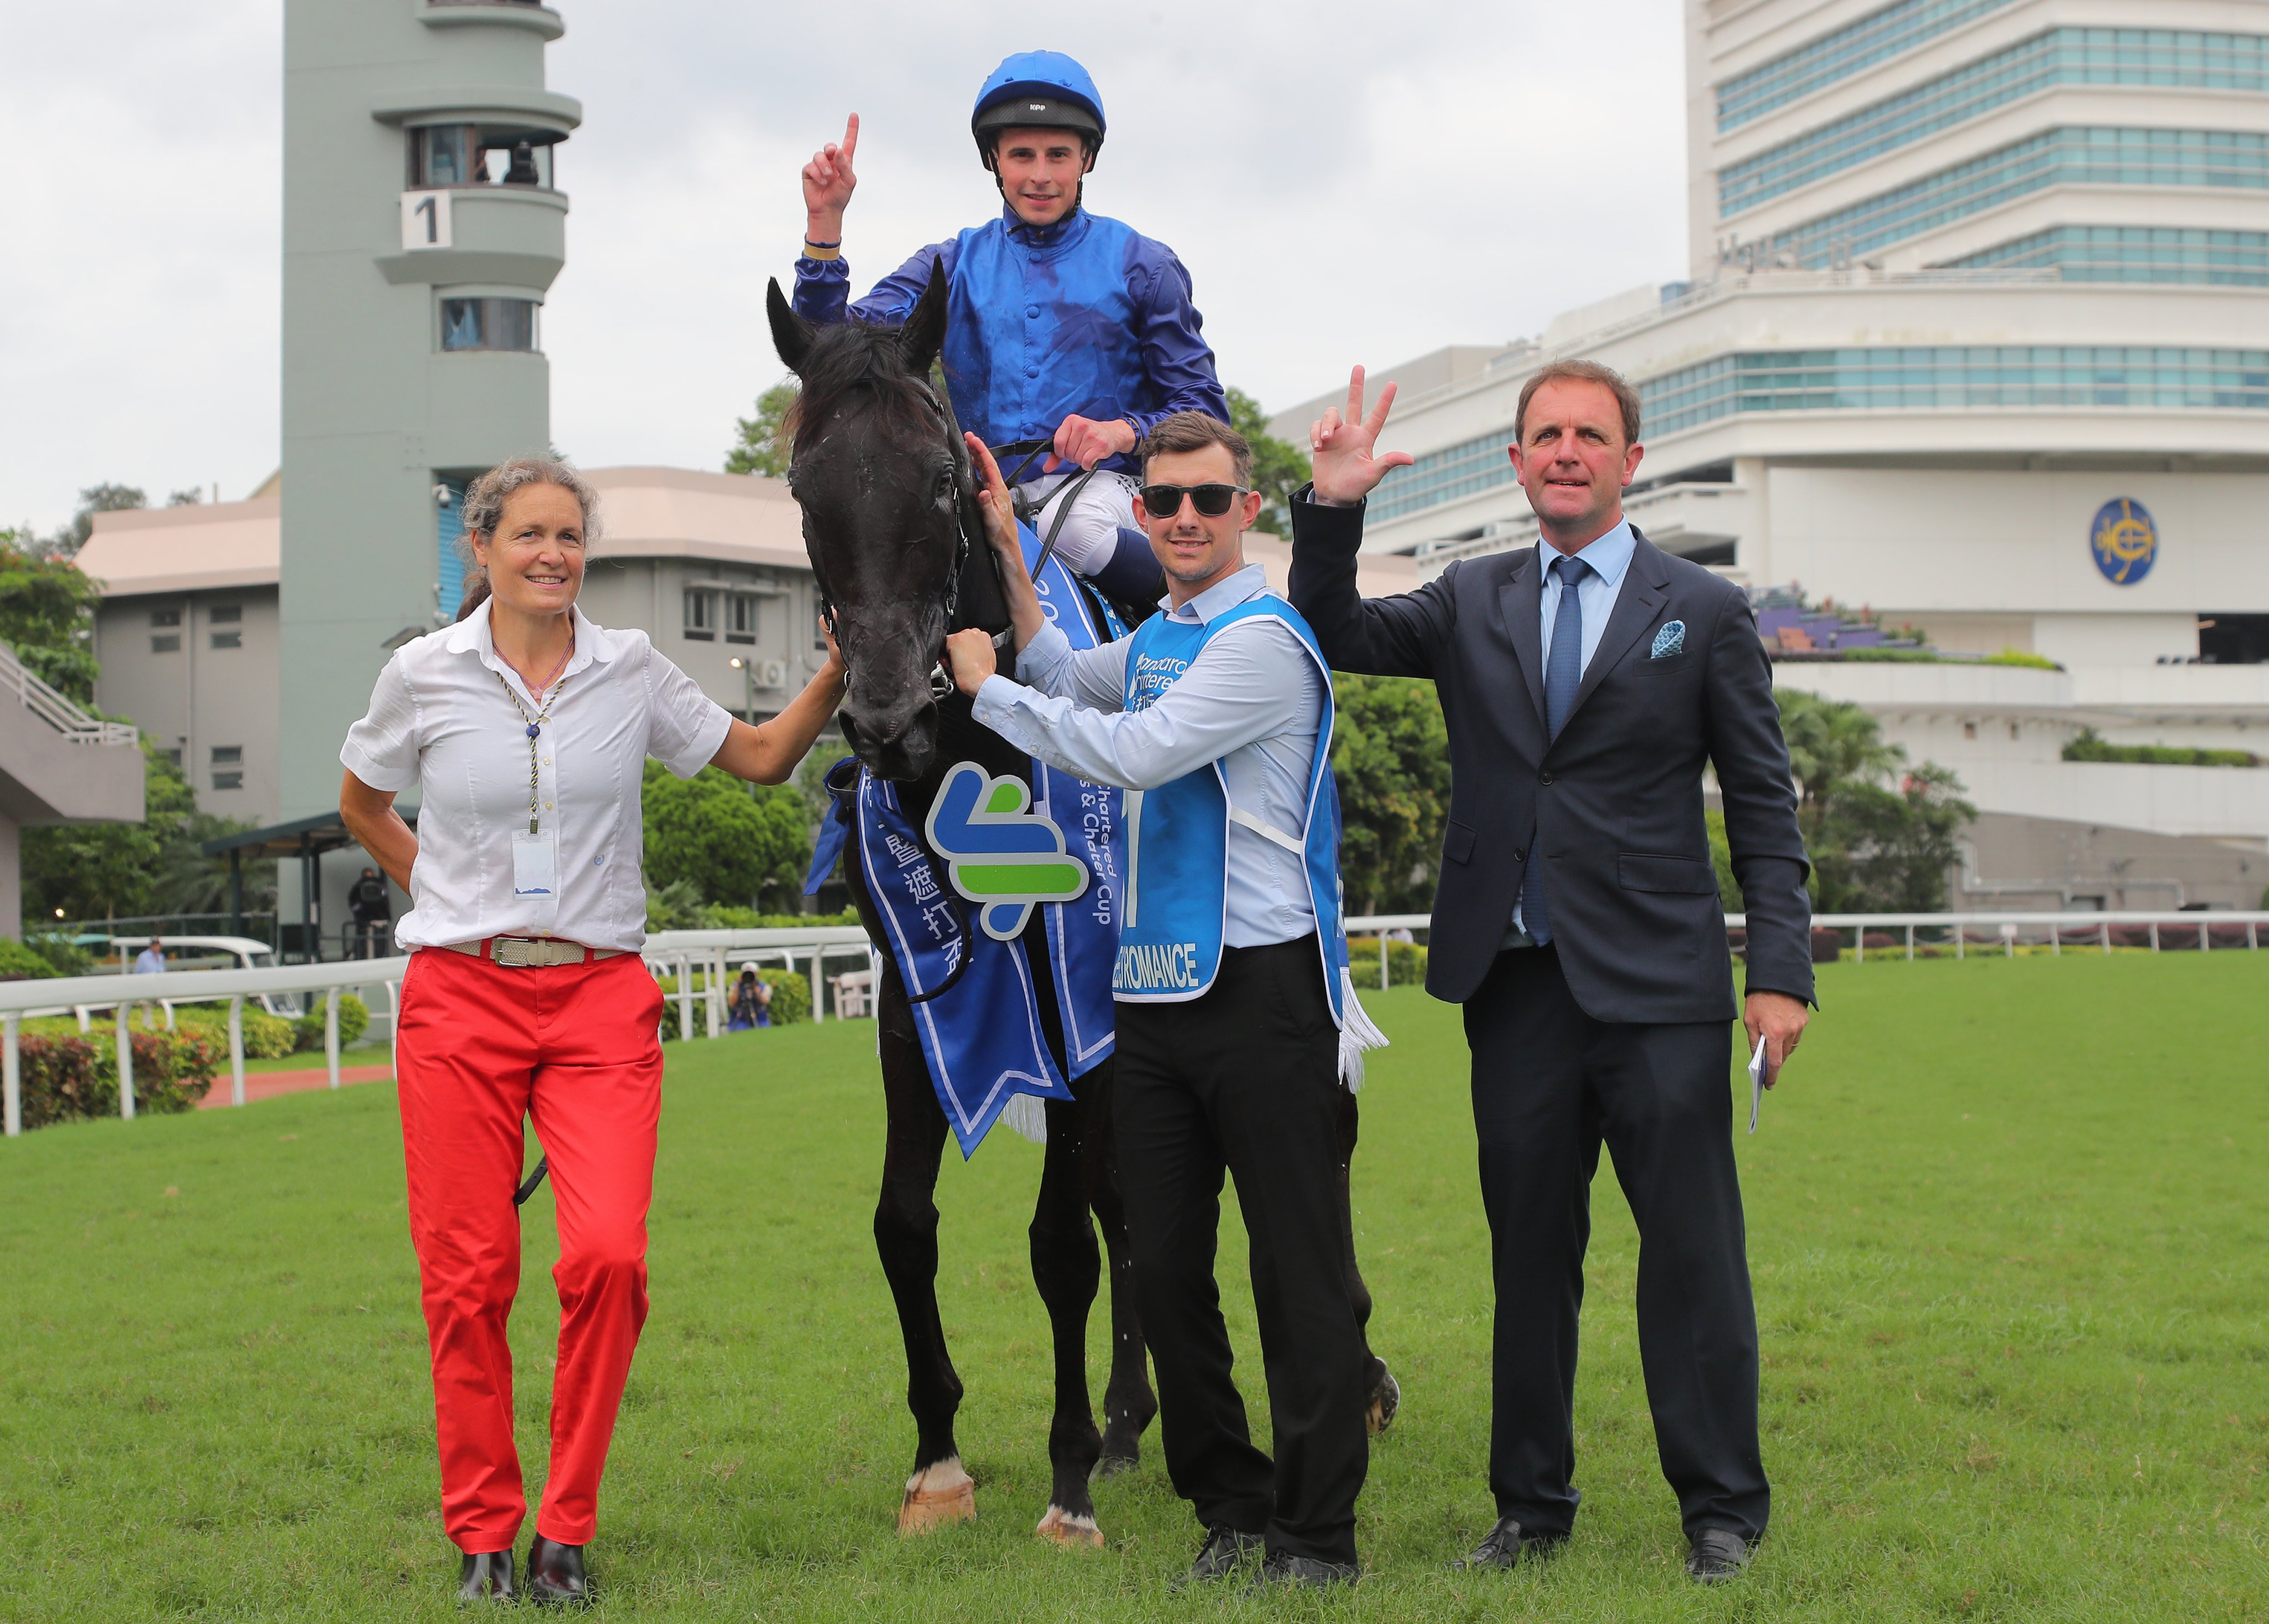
[455,1548,515,1603]
[1455,1515,1565,1570]
[1183,1524,1264,1582]
[526,1535,591,1606]
[1686,1527,1754,1583]
[1255,1551,1359,1589]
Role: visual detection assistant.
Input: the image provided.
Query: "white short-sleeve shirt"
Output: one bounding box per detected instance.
[340,600,732,953]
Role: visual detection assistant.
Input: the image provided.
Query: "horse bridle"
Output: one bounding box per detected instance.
[795,386,1102,702]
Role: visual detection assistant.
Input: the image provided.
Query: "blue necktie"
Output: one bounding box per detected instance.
[1520,553,1589,945]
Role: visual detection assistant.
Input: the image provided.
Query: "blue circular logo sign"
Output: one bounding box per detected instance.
[2090,498,2158,585]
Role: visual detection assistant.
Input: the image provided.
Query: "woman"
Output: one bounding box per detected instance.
[339,458,843,1605]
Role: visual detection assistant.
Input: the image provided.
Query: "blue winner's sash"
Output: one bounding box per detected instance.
[1113,593,1385,1081]
[804,524,1127,1156]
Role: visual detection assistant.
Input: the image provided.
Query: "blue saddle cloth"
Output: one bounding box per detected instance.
[804,528,1127,1155]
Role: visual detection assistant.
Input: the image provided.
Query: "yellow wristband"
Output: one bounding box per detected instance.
[802,240,841,261]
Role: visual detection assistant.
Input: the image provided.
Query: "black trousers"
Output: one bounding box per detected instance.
[1113,936,1369,1566]
[1466,945,1767,1543]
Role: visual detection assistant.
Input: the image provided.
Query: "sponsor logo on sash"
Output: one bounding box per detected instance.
[925,761,1090,942]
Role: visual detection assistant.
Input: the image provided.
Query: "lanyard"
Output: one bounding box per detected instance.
[499,670,568,835]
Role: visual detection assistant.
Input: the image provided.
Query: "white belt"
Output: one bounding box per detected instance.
[440,936,629,968]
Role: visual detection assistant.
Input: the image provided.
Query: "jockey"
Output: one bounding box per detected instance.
[792,50,1229,606]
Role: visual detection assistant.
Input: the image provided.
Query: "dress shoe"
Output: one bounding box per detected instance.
[455,1548,515,1603]
[1255,1551,1359,1589]
[1686,1527,1754,1583]
[526,1535,592,1607]
[1182,1524,1264,1583]
[1456,1515,1565,1570]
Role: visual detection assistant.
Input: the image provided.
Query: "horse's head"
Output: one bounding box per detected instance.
[767,264,974,782]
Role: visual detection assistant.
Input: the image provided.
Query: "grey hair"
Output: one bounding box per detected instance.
[459,458,602,552]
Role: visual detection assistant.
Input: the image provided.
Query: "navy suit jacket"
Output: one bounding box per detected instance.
[1288,491,1814,1021]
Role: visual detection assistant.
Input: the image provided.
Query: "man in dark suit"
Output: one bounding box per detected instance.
[1287,363,1814,1582]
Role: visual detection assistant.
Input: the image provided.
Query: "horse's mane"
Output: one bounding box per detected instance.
[782,320,942,466]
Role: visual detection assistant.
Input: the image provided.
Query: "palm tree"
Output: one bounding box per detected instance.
[1775,688,1904,816]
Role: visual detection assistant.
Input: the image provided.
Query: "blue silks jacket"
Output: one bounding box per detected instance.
[793,205,1229,476]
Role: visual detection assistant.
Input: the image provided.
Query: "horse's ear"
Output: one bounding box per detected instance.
[767,277,815,375]
[899,259,948,377]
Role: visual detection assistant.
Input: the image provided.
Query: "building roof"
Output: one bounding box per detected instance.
[76,467,806,599]
[74,466,1426,602]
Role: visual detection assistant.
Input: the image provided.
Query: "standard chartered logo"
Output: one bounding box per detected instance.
[1113,941,1203,990]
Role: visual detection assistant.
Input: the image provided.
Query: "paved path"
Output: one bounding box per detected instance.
[196,1063,393,1109]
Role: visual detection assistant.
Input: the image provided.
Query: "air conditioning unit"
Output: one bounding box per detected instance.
[757,660,787,690]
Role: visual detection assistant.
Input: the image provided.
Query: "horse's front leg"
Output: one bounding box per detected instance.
[873,972,974,1532]
[1084,1062,1157,1473]
[1029,1092,1106,1546]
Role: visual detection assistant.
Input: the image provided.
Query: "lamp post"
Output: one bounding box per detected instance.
[727,656,753,720]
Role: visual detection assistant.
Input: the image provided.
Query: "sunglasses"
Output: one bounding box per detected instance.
[1138,482,1249,520]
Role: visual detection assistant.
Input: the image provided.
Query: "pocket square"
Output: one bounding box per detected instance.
[1650,620,1687,659]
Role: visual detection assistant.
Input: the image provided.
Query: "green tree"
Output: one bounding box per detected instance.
[40,483,146,561]
[0,533,104,700]
[1224,387,1307,538]
[642,762,811,910]
[1773,688,1975,912]
[1329,673,1450,916]
[22,739,196,922]
[726,379,798,479]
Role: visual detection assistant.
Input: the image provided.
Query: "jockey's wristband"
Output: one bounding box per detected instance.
[802,237,841,260]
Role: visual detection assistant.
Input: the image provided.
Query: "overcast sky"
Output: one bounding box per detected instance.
[0,0,1687,535]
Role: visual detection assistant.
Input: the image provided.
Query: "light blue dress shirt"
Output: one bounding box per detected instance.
[1510,518,1637,943]
[972,563,1326,948]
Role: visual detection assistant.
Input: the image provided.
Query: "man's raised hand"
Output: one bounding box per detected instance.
[1308,366,1414,505]
[802,114,859,239]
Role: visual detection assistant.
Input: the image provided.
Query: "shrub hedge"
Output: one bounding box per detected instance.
[19,1030,217,1129]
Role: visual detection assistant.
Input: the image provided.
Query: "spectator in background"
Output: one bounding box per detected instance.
[132,938,166,975]
[350,867,393,959]
[728,968,772,1031]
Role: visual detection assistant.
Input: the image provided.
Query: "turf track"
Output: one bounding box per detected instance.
[0,952,2263,1620]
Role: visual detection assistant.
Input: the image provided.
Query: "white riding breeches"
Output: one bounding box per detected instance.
[1015,471,1142,576]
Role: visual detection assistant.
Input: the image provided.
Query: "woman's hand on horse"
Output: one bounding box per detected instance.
[943,628,997,697]
[802,113,859,238]
[1043,414,1137,473]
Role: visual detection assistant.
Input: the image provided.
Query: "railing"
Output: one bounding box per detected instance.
[0,641,137,747]
[1344,909,2267,983]
[0,923,885,1136]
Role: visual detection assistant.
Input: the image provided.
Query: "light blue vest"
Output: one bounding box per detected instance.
[1111,593,1351,1023]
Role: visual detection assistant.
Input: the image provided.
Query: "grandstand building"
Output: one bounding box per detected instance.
[1272,0,2269,898]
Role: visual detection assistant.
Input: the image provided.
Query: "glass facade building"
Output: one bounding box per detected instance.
[1716,0,2020,130]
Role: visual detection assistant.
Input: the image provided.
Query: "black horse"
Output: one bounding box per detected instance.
[765,265,1395,1547]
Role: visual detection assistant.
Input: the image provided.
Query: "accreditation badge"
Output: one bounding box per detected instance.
[512,831,558,897]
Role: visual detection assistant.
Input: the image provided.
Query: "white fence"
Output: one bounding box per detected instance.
[8,910,2258,1136]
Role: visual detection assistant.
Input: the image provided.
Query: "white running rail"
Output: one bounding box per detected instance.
[0,640,137,747]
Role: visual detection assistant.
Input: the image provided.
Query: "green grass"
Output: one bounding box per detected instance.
[1,954,2264,1621]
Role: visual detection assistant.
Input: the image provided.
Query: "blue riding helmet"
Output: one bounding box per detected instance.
[972,50,1105,163]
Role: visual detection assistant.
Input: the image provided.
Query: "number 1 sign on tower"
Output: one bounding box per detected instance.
[399,189,453,251]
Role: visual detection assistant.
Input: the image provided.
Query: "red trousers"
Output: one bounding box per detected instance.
[395,946,665,1551]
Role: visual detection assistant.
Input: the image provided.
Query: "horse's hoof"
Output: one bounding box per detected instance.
[1091,1451,1140,1482]
[1035,1505,1105,1548]
[897,1457,976,1535]
[1366,1369,1402,1436]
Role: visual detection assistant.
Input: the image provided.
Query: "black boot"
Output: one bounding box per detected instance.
[455,1548,515,1603]
[526,1535,591,1607]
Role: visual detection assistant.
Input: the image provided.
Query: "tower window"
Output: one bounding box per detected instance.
[726,593,760,644]
[211,745,243,792]
[150,608,180,628]
[211,629,242,650]
[410,124,559,191]
[684,590,718,641]
[151,634,181,654]
[440,298,538,353]
[210,604,242,623]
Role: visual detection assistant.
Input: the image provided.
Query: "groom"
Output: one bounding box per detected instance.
[1286,363,1814,1582]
